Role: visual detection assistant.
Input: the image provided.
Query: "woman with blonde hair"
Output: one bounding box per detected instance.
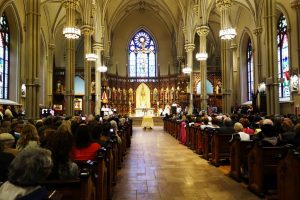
[16,123,39,151]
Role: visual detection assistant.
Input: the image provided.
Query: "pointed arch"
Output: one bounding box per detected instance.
[246,38,254,101]
[0,13,9,99]
[196,80,213,95]
[277,14,290,99]
[0,1,22,102]
[239,29,255,103]
[128,28,157,77]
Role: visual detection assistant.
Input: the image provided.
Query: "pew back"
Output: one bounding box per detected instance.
[248,144,288,197]
[277,150,300,200]
[210,130,232,166]
[229,135,254,182]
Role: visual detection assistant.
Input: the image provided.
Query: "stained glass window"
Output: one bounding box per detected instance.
[277,14,290,98]
[246,39,254,101]
[128,30,156,77]
[0,14,9,99]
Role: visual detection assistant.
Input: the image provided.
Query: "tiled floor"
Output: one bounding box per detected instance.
[113,127,260,200]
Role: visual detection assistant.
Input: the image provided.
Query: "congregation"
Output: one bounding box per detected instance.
[0,107,132,200]
[164,111,300,198]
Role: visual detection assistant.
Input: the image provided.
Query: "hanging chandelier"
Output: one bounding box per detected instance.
[63,0,81,39]
[63,26,81,39]
[97,65,107,72]
[196,52,208,61]
[217,0,236,40]
[219,28,236,40]
[85,53,98,61]
[182,66,192,74]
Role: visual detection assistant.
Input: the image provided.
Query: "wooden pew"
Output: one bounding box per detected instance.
[116,129,126,169]
[95,148,108,200]
[185,125,191,148]
[110,137,118,186]
[210,129,232,166]
[195,126,203,154]
[229,135,254,182]
[169,120,174,137]
[190,126,196,150]
[277,149,300,200]
[105,143,114,200]
[175,120,181,140]
[248,144,289,197]
[202,128,214,160]
[43,164,96,200]
[125,123,131,148]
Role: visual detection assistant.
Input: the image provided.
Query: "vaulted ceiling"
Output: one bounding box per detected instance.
[38,0,261,68]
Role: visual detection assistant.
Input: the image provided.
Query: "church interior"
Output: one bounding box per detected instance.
[0,0,300,199]
[0,0,299,118]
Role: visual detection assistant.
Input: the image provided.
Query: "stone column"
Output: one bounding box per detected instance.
[63,0,77,116]
[82,25,93,115]
[253,27,263,84]
[47,43,55,108]
[177,56,183,74]
[216,0,234,114]
[25,0,41,119]
[230,43,238,106]
[221,40,232,114]
[196,26,209,112]
[93,42,104,115]
[264,0,279,115]
[185,43,195,115]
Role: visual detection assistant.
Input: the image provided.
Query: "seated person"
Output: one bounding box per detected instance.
[44,124,78,180]
[0,147,53,200]
[200,117,210,130]
[239,117,254,135]
[256,119,280,146]
[16,124,40,151]
[279,118,296,144]
[293,123,300,149]
[232,122,250,141]
[99,122,112,147]
[110,120,122,144]
[72,124,101,161]
[218,117,235,134]
[211,117,220,129]
[0,133,19,156]
[10,120,24,146]
[0,139,15,182]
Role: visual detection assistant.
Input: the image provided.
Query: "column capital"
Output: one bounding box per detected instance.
[177,56,184,62]
[106,41,111,48]
[93,42,104,51]
[196,26,210,36]
[81,25,93,35]
[216,0,232,10]
[63,0,79,9]
[291,0,300,9]
[253,27,262,36]
[185,44,195,52]
[48,43,55,49]
[230,43,238,50]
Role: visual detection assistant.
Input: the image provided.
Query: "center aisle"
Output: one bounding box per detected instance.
[113,127,259,200]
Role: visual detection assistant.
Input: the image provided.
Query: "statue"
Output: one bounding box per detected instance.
[123,89,127,101]
[215,80,222,94]
[91,81,95,93]
[129,89,133,102]
[153,89,158,102]
[56,81,61,93]
[140,85,146,108]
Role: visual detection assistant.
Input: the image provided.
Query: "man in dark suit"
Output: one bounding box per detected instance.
[218,117,235,134]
